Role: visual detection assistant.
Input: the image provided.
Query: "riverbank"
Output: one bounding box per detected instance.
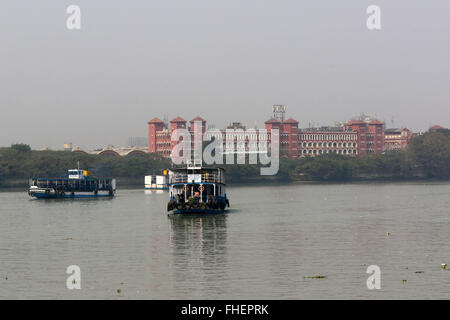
[1,129,449,187]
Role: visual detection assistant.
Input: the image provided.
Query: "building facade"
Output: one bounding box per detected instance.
[384,128,413,151]
[148,113,391,159]
[343,119,385,155]
[298,128,358,156]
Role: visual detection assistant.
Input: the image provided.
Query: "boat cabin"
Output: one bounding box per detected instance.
[68,169,90,180]
[168,166,226,203]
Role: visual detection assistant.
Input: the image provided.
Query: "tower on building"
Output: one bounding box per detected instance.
[272,105,287,123]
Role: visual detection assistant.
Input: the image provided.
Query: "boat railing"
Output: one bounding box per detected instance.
[169,173,223,184]
[29,178,113,191]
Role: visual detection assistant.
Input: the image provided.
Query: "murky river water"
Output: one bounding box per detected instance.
[0,182,449,299]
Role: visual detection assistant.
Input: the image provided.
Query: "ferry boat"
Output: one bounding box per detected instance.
[28,168,116,199]
[167,164,230,214]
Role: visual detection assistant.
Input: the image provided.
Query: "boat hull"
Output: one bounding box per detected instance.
[30,189,114,199]
[144,187,169,190]
[173,208,226,215]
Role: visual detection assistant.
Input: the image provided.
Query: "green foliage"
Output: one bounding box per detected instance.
[10,143,31,152]
[298,154,354,181]
[0,148,170,187]
[407,132,450,178]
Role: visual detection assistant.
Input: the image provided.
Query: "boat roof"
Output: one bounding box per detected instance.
[169,165,225,172]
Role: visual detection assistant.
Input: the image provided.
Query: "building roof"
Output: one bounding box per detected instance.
[265,117,281,124]
[300,127,353,133]
[430,125,444,131]
[369,119,384,125]
[283,118,299,124]
[190,116,206,122]
[385,128,410,134]
[345,120,366,125]
[170,116,186,122]
[148,117,164,124]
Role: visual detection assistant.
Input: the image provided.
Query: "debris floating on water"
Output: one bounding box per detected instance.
[386,232,390,236]
[304,275,327,279]
[441,263,447,270]
[415,271,424,274]
[402,279,407,283]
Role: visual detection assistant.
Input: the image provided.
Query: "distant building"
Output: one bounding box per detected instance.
[343,117,385,155]
[429,125,445,133]
[148,116,205,158]
[265,117,299,158]
[71,146,148,157]
[64,143,73,151]
[147,110,394,160]
[298,127,358,157]
[384,128,413,151]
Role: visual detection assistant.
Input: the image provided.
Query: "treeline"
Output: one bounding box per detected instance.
[0,145,170,187]
[0,129,449,187]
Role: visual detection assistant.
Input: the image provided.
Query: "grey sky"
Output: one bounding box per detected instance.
[1,0,449,149]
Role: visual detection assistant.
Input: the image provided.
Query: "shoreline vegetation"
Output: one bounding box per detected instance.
[0,130,449,188]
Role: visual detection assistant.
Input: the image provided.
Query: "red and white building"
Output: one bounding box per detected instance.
[265,117,299,158]
[148,116,208,158]
[384,128,413,151]
[148,112,395,160]
[343,118,385,155]
[298,128,358,157]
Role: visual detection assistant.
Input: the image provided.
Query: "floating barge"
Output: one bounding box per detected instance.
[29,169,116,199]
[145,171,169,190]
[167,165,230,214]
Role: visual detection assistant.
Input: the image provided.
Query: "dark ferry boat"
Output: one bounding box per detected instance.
[166,164,230,214]
[28,167,116,199]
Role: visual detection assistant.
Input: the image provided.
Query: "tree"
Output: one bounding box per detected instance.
[11,144,31,152]
[407,132,450,178]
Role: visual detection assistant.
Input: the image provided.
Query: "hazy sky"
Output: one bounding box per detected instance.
[1,1,449,149]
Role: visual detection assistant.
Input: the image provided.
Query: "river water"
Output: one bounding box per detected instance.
[0,182,449,299]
